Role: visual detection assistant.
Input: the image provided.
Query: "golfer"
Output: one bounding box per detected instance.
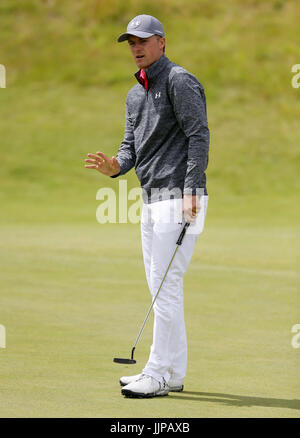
[85,14,210,398]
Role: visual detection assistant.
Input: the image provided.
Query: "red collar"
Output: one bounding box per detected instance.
[139,69,149,91]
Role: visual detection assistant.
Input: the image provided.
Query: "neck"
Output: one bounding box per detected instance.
[144,53,164,69]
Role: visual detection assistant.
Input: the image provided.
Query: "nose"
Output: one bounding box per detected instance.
[132,42,143,52]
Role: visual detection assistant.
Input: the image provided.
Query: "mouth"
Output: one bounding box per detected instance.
[135,55,145,60]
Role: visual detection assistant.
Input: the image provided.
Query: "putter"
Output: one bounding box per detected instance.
[114,221,190,364]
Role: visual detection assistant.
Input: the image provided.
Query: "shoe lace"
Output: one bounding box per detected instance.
[136,374,150,382]
[138,374,168,390]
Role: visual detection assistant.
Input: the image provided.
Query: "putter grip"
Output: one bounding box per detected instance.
[176,223,190,245]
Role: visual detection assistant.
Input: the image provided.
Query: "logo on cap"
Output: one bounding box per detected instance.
[130,19,141,29]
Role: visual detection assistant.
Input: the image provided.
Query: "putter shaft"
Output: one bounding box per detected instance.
[113,222,190,365]
[131,223,190,356]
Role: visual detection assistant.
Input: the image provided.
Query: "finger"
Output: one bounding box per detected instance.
[112,156,120,168]
[183,211,196,222]
[85,159,100,164]
[85,164,97,169]
[96,151,110,162]
[87,154,104,165]
[184,216,196,224]
[87,153,104,161]
[187,211,197,221]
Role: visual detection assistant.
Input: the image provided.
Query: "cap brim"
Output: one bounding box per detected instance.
[117,30,154,43]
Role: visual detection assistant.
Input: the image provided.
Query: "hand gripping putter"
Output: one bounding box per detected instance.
[114,222,190,365]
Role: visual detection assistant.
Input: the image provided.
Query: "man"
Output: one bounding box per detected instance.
[85,14,209,398]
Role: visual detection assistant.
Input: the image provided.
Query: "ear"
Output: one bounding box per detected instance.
[160,37,166,51]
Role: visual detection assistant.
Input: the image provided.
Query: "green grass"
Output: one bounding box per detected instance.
[0,0,299,418]
[0,83,299,226]
[0,222,299,417]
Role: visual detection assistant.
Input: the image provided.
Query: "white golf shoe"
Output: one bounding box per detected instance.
[120,373,184,392]
[121,374,169,398]
[120,373,142,387]
[167,378,184,392]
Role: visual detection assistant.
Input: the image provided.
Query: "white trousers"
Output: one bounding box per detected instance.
[140,195,209,383]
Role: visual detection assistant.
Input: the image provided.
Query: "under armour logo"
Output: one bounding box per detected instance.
[155,91,161,99]
[130,20,141,29]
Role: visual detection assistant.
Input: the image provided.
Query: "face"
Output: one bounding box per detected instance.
[128,35,165,69]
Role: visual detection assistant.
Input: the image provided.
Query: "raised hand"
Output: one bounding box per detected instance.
[84,151,121,177]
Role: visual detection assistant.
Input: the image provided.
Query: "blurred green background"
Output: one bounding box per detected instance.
[0,0,299,418]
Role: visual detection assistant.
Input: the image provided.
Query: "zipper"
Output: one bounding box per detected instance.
[134,70,150,101]
[146,78,150,101]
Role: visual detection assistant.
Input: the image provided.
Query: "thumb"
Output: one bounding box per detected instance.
[112,156,118,167]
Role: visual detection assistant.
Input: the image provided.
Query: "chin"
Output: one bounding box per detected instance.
[141,62,151,69]
[137,61,147,69]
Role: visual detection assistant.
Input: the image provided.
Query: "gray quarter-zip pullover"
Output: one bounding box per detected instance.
[112,54,209,203]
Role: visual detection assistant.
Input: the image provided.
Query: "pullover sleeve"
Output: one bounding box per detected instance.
[168,71,209,195]
[111,100,136,178]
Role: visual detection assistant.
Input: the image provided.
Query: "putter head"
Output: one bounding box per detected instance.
[113,358,136,364]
